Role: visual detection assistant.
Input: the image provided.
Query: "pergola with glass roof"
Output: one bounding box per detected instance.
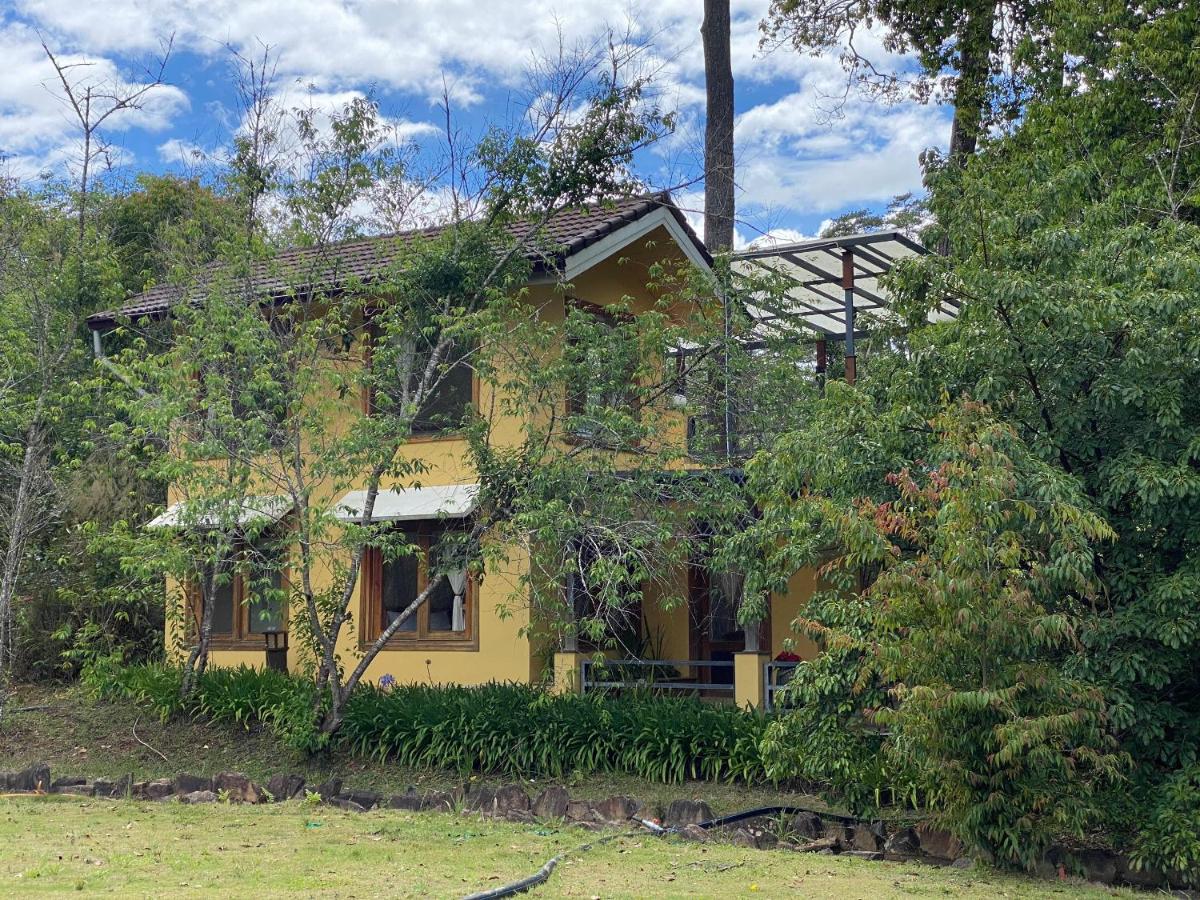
[732,230,959,383]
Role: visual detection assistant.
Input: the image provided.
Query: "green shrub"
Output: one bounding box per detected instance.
[91,664,774,784]
[192,666,320,752]
[84,657,185,720]
[1131,765,1200,881]
[84,661,319,751]
[340,681,771,784]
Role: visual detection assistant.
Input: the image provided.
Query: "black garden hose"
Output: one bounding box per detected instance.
[461,854,560,900]
[461,803,854,899]
[462,829,640,900]
[694,804,861,831]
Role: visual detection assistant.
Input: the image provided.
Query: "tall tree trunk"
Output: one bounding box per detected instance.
[702,0,735,253]
[947,6,992,165]
[180,560,220,699]
[937,2,995,256]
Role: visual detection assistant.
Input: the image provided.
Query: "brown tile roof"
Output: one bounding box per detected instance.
[88,193,706,328]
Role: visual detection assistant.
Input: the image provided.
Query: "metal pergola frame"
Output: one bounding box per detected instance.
[731,229,960,383]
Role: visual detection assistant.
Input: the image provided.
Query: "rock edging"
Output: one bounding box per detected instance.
[0,761,1184,890]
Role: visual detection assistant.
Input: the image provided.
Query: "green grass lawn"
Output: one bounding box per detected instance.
[0,796,1131,899]
[0,685,1139,898]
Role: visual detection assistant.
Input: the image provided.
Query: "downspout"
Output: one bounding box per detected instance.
[90,325,153,400]
[722,277,733,462]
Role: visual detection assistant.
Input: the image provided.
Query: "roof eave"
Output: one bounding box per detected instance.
[87,193,711,329]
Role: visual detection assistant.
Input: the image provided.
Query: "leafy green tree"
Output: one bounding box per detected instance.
[760,0,1034,161]
[909,0,1200,874]
[747,0,1200,877]
[747,400,1123,865]
[1,40,187,693]
[107,40,729,739]
[819,192,929,239]
[0,179,123,705]
[103,174,234,294]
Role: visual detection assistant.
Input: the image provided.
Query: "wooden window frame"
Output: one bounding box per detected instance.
[359,522,478,651]
[189,544,290,649]
[360,322,479,441]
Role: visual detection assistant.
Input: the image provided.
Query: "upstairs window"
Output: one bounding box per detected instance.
[412,348,474,435]
[362,328,475,436]
[565,302,639,438]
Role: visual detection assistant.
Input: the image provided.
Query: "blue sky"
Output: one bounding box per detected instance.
[1,0,950,246]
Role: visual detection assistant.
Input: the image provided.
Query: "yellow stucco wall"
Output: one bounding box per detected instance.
[170,223,703,687]
[640,564,692,678]
[770,567,821,660]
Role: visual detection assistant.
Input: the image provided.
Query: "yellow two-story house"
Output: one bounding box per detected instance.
[88,194,820,709]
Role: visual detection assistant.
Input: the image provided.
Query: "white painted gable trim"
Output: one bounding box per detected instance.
[535,206,710,284]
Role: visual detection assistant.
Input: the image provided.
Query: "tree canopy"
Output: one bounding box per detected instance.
[746,0,1200,876]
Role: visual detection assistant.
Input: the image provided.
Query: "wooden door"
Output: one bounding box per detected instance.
[688,558,771,687]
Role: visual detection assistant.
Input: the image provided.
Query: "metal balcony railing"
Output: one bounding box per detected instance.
[579,658,735,697]
[764,661,800,712]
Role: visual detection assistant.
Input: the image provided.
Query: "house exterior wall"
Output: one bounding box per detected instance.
[772,567,821,660]
[165,222,824,690]
[169,223,729,687]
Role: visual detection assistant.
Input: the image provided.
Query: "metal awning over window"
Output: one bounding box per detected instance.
[146,495,292,529]
[333,484,479,523]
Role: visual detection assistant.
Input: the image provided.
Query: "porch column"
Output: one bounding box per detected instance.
[735,619,768,710]
[552,651,588,695]
[553,575,586,694]
[734,650,769,711]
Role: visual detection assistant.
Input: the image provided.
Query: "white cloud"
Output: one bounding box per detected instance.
[16,0,691,96]
[0,20,188,178]
[9,0,951,229]
[157,137,209,165]
[265,82,437,141]
[737,97,948,215]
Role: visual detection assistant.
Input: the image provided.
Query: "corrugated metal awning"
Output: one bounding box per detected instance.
[146,495,292,530]
[334,484,479,523]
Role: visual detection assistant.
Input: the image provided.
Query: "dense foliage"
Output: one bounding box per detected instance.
[88,662,771,785]
[0,177,213,689]
[746,0,1200,879]
[752,404,1125,865]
